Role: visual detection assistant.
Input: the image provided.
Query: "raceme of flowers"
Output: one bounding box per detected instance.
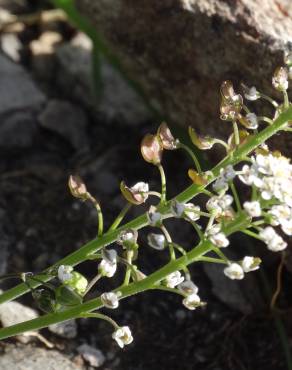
[1,52,291,348]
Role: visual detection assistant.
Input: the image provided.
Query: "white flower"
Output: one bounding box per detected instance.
[224,263,244,280]
[241,256,261,272]
[58,265,73,282]
[165,271,184,288]
[178,280,199,295]
[184,203,200,221]
[182,293,202,310]
[102,249,117,263]
[268,205,292,235]
[207,225,229,248]
[101,292,120,309]
[272,67,289,91]
[170,200,185,218]
[213,176,228,193]
[243,86,259,101]
[112,326,133,348]
[238,164,260,186]
[206,195,233,216]
[147,206,162,226]
[147,233,166,250]
[245,113,258,129]
[243,201,261,217]
[221,165,236,181]
[99,259,117,277]
[259,226,287,252]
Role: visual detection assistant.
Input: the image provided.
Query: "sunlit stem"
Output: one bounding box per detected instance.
[178,143,202,174]
[211,246,229,263]
[190,221,204,240]
[83,273,102,296]
[157,164,167,204]
[242,229,262,240]
[196,256,227,264]
[258,116,274,126]
[283,90,290,109]
[154,285,184,296]
[232,120,240,146]
[206,214,216,232]
[108,203,132,231]
[88,195,103,237]
[229,181,242,211]
[259,93,279,108]
[213,139,229,151]
[123,250,134,286]
[161,225,175,260]
[147,191,162,198]
[81,312,119,330]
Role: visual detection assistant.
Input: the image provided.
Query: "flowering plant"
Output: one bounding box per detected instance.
[0,54,292,348]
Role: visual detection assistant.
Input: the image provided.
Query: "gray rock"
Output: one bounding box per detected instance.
[38,100,89,150]
[0,111,37,149]
[55,33,151,125]
[76,0,292,149]
[0,301,39,327]
[1,33,22,62]
[0,53,46,116]
[77,343,106,368]
[49,319,78,339]
[0,345,83,370]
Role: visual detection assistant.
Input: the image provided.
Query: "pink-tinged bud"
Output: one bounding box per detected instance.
[272,66,288,91]
[157,122,178,150]
[141,134,163,165]
[188,169,207,185]
[220,95,243,121]
[220,80,235,100]
[188,126,214,150]
[68,175,89,200]
[120,181,149,205]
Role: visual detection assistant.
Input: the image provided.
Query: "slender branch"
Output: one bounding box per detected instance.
[157,164,167,204]
[108,203,132,231]
[179,143,202,174]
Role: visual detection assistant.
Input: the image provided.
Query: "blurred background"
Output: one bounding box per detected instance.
[0,0,291,369]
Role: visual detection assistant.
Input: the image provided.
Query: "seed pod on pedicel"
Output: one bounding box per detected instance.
[157,122,178,150]
[220,80,236,101]
[62,271,88,295]
[188,126,214,150]
[32,288,56,313]
[188,169,207,185]
[141,134,163,165]
[55,285,83,307]
[68,175,89,201]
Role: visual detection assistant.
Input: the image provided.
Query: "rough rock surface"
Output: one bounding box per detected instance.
[0,345,83,370]
[77,0,292,144]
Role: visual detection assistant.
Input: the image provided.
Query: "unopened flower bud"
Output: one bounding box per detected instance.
[157,122,178,150]
[182,293,203,310]
[243,201,261,217]
[102,249,117,264]
[239,113,258,130]
[117,229,138,249]
[178,280,199,295]
[141,134,163,165]
[120,181,149,205]
[170,200,185,218]
[224,263,244,280]
[241,256,261,272]
[58,265,74,283]
[68,175,89,200]
[147,233,166,250]
[147,205,162,227]
[184,203,200,222]
[272,66,289,91]
[62,271,88,295]
[188,126,214,150]
[101,291,120,309]
[241,84,260,101]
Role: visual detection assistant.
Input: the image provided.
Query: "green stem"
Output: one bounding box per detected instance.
[259,93,279,108]
[283,91,290,109]
[179,143,202,174]
[83,273,102,296]
[229,182,242,211]
[81,312,119,329]
[196,256,227,264]
[123,250,134,286]
[108,203,132,231]
[88,195,103,237]
[158,164,167,204]
[241,229,262,241]
[0,214,250,339]
[232,120,240,146]
[0,107,291,307]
